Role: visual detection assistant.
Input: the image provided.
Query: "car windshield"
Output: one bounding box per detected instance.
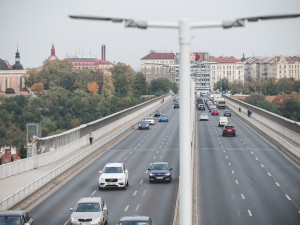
[145,117,152,120]
[152,164,168,170]
[225,126,234,129]
[103,166,123,173]
[160,114,167,117]
[74,202,101,212]
[140,121,148,125]
[0,216,21,224]
[119,222,149,225]
[201,113,207,116]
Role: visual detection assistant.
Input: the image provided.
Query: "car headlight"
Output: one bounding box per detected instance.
[93,216,101,222]
[165,173,171,176]
[99,177,105,182]
[149,173,155,176]
[71,217,78,222]
[119,177,124,181]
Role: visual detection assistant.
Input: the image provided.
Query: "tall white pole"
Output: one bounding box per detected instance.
[179,19,192,225]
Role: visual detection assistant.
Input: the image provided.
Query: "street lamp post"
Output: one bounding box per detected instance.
[69,13,300,225]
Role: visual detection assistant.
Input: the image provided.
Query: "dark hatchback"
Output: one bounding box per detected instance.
[174,102,179,109]
[148,162,172,183]
[223,110,231,117]
[154,110,161,117]
[0,211,34,225]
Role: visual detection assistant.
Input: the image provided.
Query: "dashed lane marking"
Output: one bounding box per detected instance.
[133,190,137,196]
[248,210,252,217]
[140,179,143,184]
[124,205,129,212]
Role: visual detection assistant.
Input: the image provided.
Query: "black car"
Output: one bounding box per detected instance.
[0,210,34,225]
[154,110,161,117]
[119,216,154,225]
[138,120,149,130]
[197,104,205,110]
[223,110,231,117]
[148,162,172,183]
[174,102,179,109]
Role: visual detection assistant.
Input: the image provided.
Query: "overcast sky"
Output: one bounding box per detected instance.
[1,0,300,71]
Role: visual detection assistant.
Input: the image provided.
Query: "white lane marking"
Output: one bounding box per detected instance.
[286,195,291,201]
[223,150,226,153]
[135,204,140,211]
[275,182,280,187]
[91,190,96,197]
[133,190,137,196]
[251,151,254,154]
[140,179,143,184]
[228,162,231,166]
[153,156,156,159]
[255,157,259,160]
[226,156,228,159]
[157,151,159,153]
[241,194,245,199]
[143,190,147,196]
[237,209,241,216]
[160,146,162,149]
[232,170,235,174]
[235,180,239,184]
[124,205,129,212]
[268,172,272,176]
[248,210,252,216]
[261,164,264,168]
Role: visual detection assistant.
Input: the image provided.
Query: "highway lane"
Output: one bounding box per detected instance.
[197,106,300,225]
[29,102,179,225]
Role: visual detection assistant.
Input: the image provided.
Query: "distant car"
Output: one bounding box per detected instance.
[222,124,236,137]
[218,117,228,127]
[223,110,231,117]
[98,162,129,190]
[148,162,173,183]
[138,120,150,130]
[154,110,161,117]
[197,104,205,110]
[159,114,168,122]
[209,104,217,112]
[211,109,219,115]
[70,197,108,225]
[199,113,209,121]
[119,216,154,225]
[174,102,180,109]
[145,117,155,125]
[0,210,34,225]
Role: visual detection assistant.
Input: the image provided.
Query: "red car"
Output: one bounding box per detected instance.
[211,110,219,115]
[222,125,236,136]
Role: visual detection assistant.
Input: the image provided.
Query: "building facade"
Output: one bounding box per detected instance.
[210,56,244,90]
[0,49,27,94]
[140,52,176,83]
[275,56,300,80]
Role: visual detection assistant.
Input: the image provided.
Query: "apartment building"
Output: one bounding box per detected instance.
[276,56,300,80]
[140,52,175,83]
[210,56,244,90]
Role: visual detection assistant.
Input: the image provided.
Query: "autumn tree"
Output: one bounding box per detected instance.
[24,69,39,87]
[71,118,81,128]
[101,72,114,96]
[75,69,94,91]
[31,82,45,95]
[87,82,99,94]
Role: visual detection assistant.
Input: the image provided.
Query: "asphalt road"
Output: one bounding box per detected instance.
[29,102,179,225]
[197,106,300,225]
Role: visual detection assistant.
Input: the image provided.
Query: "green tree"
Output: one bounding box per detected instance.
[245,92,265,106]
[111,63,135,97]
[215,78,230,92]
[230,81,244,95]
[74,69,94,91]
[101,72,114,96]
[24,69,39,88]
[257,100,279,114]
[278,78,294,94]
[282,97,300,121]
[133,72,147,97]
[150,78,171,95]
[5,88,15,94]
[265,77,279,95]
[19,144,27,159]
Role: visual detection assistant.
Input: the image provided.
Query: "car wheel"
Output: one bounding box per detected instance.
[99,186,102,190]
[222,133,225,137]
[126,180,129,186]
[233,134,236,137]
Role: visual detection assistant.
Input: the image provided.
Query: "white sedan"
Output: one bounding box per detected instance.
[145,117,155,125]
[199,113,209,121]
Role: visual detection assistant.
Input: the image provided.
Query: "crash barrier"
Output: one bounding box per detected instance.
[0,95,172,211]
[0,94,170,179]
[223,95,300,158]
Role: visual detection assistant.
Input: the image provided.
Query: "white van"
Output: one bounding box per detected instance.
[218,117,228,127]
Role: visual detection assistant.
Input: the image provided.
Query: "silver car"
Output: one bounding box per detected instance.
[145,116,155,125]
[199,113,209,121]
[70,197,108,225]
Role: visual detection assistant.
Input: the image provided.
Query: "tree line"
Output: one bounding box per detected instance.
[0,60,178,155]
[214,77,300,122]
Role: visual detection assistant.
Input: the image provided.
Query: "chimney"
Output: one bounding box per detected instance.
[101,44,106,60]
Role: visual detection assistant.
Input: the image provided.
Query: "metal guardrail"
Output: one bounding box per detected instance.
[0,95,171,211]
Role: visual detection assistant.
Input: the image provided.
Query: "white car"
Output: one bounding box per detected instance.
[99,163,129,190]
[70,197,108,225]
[145,117,155,125]
[199,113,209,121]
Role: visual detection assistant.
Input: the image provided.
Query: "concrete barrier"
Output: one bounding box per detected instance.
[0,94,169,179]
[223,95,300,159]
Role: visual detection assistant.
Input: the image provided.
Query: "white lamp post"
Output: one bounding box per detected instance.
[70,13,300,225]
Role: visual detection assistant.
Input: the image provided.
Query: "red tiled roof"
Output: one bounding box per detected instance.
[210,56,241,63]
[141,53,175,60]
[1,153,21,164]
[285,57,300,63]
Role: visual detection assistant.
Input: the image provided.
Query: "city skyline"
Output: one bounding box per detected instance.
[1,0,300,71]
